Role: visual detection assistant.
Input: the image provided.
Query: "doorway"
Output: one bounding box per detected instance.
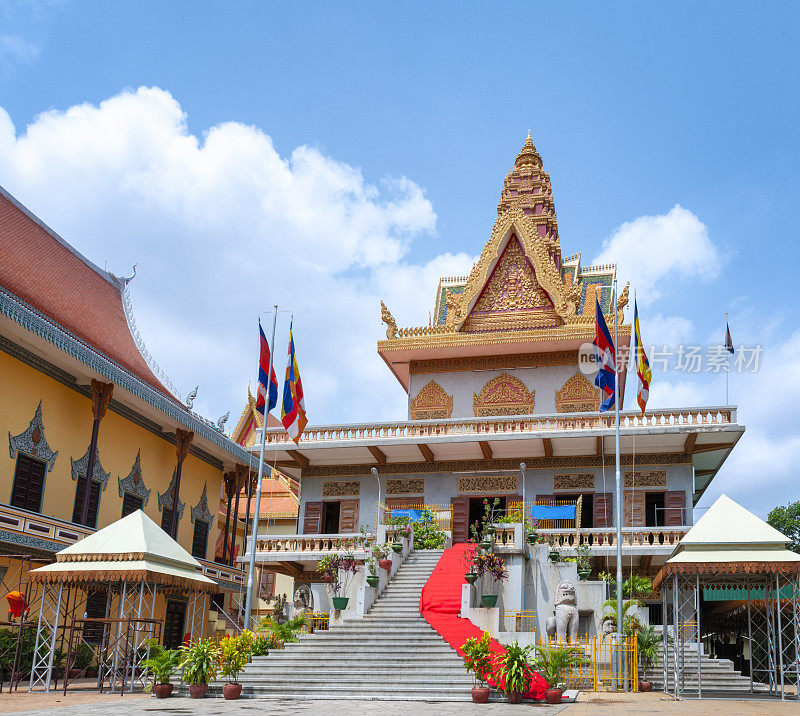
[163,599,186,649]
[322,501,341,533]
[557,493,594,529]
[468,496,506,535]
[646,492,665,527]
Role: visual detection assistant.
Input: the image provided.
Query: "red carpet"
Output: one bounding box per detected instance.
[419,543,547,700]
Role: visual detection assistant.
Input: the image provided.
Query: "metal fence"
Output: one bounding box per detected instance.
[376,502,453,532]
[508,498,582,532]
[500,611,537,632]
[303,612,330,633]
[539,636,638,692]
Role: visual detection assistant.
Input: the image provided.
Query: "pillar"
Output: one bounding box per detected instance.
[79,380,114,526]
[169,429,194,540]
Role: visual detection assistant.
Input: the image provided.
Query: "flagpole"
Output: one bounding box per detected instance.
[244,305,278,629]
[725,312,729,406]
[613,278,624,687]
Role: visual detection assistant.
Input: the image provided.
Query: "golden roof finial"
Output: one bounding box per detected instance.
[515,131,541,168]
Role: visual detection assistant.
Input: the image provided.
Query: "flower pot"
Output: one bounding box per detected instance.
[391,543,403,553]
[188,683,208,699]
[506,690,524,704]
[464,572,478,585]
[480,594,498,608]
[526,534,538,545]
[549,550,560,562]
[153,683,173,699]
[480,538,492,550]
[223,683,242,700]
[485,525,496,535]
[578,568,591,581]
[471,685,490,703]
[331,596,349,610]
[378,559,393,572]
[366,575,379,588]
[544,687,563,704]
[639,680,652,692]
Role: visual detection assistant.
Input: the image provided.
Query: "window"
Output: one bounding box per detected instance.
[72,475,101,527]
[121,492,144,518]
[10,454,46,513]
[161,506,175,535]
[191,520,209,559]
[83,590,107,644]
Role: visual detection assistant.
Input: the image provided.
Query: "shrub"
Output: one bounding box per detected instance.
[412,509,446,550]
[218,635,249,684]
[142,648,180,686]
[495,642,534,694]
[531,644,585,689]
[259,616,306,644]
[461,631,494,685]
[178,638,219,685]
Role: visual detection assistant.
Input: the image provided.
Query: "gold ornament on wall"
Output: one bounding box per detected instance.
[409,380,453,420]
[322,480,361,497]
[473,373,535,417]
[386,478,425,495]
[458,475,519,493]
[555,373,600,413]
[554,473,595,491]
[624,470,667,488]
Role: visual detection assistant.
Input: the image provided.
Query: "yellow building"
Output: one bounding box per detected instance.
[0,186,257,646]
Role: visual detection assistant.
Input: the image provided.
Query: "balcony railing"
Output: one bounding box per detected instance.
[262,406,736,446]
[543,526,689,549]
[249,533,375,557]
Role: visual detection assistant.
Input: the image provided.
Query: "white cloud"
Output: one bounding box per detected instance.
[0,35,39,72]
[593,205,723,303]
[0,86,443,424]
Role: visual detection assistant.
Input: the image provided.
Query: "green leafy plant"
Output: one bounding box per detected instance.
[496,507,523,524]
[251,632,281,656]
[470,498,500,542]
[236,629,254,659]
[178,638,219,685]
[495,641,533,694]
[461,543,480,573]
[531,644,585,689]
[636,625,663,676]
[461,631,494,686]
[366,554,378,577]
[218,635,248,684]
[767,500,800,553]
[525,517,539,543]
[473,552,508,591]
[72,642,94,672]
[599,573,653,599]
[371,543,389,559]
[575,543,592,573]
[601,598,642,637]
[259,615,307,644]
[412,509,446,550]
[142,648,180,686]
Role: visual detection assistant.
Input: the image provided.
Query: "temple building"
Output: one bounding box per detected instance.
[248,135,744,610]
[0,186,255,646]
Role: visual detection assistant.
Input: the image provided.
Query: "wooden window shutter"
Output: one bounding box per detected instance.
[594,493,613,528]
[191,520,210,559]
[338,499,360,533]
[11,454,46,513]
[121,492,144,518]
[72,476,101,527]
[665,491,687,526]
[303,501,322,534]
[451,496,469,544]
[624,490,646,527]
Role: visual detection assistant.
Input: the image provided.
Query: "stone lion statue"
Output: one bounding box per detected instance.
[545,580,579,642]
[293,584,313,613]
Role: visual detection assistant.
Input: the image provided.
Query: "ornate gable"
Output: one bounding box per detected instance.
[555,372,600,413]
[409,380,453,420]
[462,234,559,332]
[473,373,535,417]
[117,449,151,505]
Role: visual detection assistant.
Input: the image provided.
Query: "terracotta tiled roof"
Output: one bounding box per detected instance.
[0,187,172,396]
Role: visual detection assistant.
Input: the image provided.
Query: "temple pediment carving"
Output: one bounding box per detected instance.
[410,380,453,420]
[474,373,535,417]
[555,372,600,413]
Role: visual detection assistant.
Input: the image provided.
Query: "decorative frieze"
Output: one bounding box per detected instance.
[385,478,425,495]
[624,470,667,488]
[70,446,111,491]
[409,381,452,420]
[473,373,535,417]
[322,480,360,497]
[410,351,577,375]
[555,373,600,413]
[554,473,595,491]
[8,401,58,473]
[117,449,151,506]
[458,475,518,494]
[191,483,214,524]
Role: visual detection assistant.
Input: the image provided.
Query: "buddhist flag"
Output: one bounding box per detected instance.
[281,320,307,443]
[593,298,616,412]
[725,320,734,355]
[633,298,651,415]
[255,321,278,417]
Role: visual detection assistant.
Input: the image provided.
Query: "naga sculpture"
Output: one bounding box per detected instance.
[545,580,579,642]
[380,300,398,339]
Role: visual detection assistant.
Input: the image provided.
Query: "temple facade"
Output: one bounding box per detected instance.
[250,136,744,618]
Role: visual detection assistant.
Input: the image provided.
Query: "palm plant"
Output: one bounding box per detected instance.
[142,648,180,686]
[259,615,307,644]
[495,641,533,695]
[178,638,219,685]
[601,598,642,637]
[636,625,663,676]
[531,644,584,690]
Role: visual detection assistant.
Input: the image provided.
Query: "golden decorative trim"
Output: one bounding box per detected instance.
[29,569,218,592]
[386,478,425,495]
[409,380,453,420]
[458,475,519,493]
[322,480,360,497]
[554,473,595,491]
[624,470,667,488]
[380,301,398,340]
[410,351,577,375]
[303,453,690,478]
[555,373,600,413]
[473,373,534,417]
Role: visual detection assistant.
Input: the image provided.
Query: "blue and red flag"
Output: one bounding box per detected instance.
[281,320,307,443]
[593,298,616,412]
[255,321,278,417]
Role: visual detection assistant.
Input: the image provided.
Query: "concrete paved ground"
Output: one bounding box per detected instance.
[2,692,800,715]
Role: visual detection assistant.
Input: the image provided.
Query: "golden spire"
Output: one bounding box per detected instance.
[515,130,542,168]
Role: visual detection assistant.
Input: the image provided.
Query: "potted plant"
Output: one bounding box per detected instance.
[179,637,219,699]
[525,517,539,545]
[496,641,533,704]
[473,552,508,608]
[142,646,180,698]
[636,625,662,692]
[575,543,591,581]
[461,543,480,584]
[365,554,380,588]
[373,543,393,572]
[68,642,94,679]
[218,635,248,700]
[531,643,584,704]
[461,631,494,703]
[322,552,358,610]
[548,540,561,562]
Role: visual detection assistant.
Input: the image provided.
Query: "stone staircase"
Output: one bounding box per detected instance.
[646,645,762,693]
[236,549,476,701]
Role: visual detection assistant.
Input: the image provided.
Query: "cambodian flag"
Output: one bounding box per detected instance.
[281,321,307,443]
[593,297,616,412]
[255,321,278,417]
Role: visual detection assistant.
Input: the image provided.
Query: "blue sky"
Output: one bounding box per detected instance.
[1,2,798,516]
